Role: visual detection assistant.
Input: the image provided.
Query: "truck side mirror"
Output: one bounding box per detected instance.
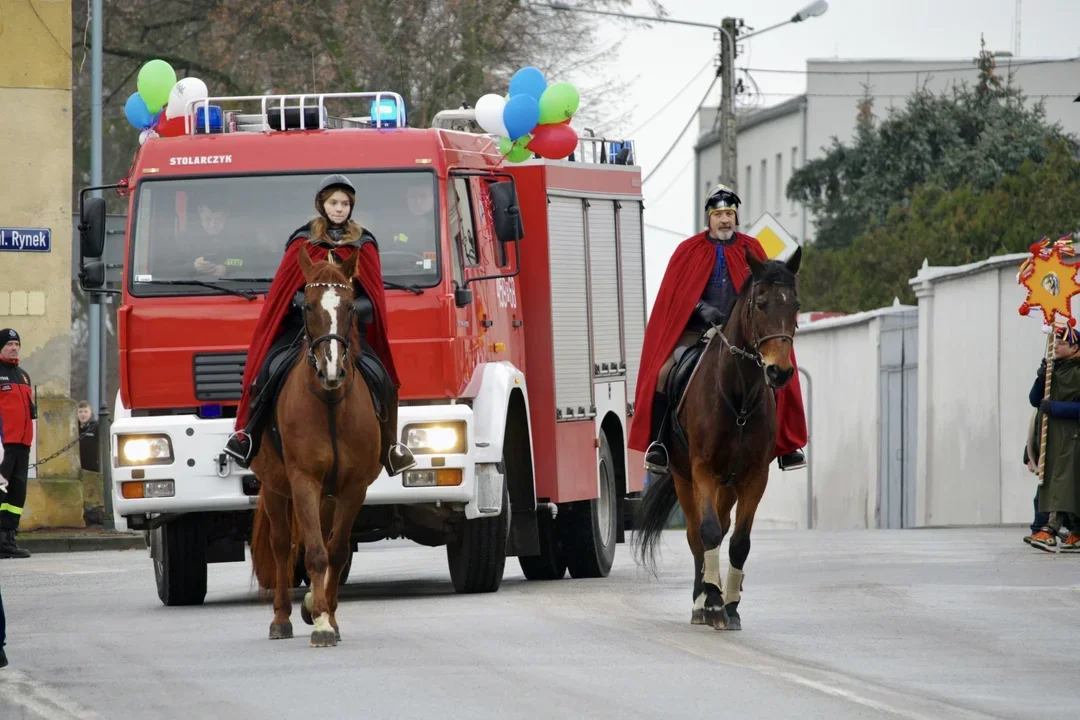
[80,260,105,289]
[489,180,524,243]
[80,196,107,259]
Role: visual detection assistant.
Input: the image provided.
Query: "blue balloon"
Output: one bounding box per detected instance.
[502,94,540,141]
[125,92,154,130]
[509,67,547,102]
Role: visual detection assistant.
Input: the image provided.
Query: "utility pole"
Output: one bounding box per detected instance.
[88,0,103,417]
[719,16,739,194]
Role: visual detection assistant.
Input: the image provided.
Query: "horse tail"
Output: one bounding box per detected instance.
[633,471,680,577]
[250,491,276,590]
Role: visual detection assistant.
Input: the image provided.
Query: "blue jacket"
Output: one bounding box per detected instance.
[1030,362,1080,418]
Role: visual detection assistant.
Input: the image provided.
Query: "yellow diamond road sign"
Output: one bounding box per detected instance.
[745,212,800,261]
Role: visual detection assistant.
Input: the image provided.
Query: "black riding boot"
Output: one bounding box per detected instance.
[778,449,806,471]
[644,391,670,474]
[380,384,416,476]
[0,530,30,559]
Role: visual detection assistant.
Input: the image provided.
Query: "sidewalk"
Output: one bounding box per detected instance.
[15,526,147,554]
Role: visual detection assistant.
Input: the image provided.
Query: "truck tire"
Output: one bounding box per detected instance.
[518,510,566,580]
[153,514,208,606]
[446,482,509,594]
[562,431,618,579]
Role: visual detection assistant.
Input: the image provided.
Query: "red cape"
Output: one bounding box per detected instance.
[234,235,399,430]
[628,231,807,458]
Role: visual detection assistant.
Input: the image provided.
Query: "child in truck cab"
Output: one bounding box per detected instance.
[223,174,416,476]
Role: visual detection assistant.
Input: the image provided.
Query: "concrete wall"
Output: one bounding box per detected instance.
[0,0,83,528]
[756,306,916,530]
[910,253,1045,527]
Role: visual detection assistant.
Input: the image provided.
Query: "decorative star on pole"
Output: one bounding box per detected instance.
[1018,235,1080,328]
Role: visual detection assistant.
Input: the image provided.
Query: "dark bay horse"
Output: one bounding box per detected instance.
[635,246,802,631]
[249,248,384,647]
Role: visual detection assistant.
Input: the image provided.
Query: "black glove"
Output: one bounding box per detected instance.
[1040,399,1053,416]
[1038,358,1047,378]
[694,301,726,328]
[29,402,37,420]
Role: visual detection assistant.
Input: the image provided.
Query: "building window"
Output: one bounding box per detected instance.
[744,165,752,221]
[775,152,782,215]
[759,158,766,220]
[791,147,799,215]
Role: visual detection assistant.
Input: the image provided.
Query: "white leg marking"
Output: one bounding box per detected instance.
[320,288,341,382]
[725,564,744,605]
[702,547,722,588]
[693,592,706,611]
[314,612,333,633]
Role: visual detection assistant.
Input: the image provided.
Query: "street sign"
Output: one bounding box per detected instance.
[744,212,800,261]
[0,227,51,252]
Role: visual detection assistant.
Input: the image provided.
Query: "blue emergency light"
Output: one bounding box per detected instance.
[372,98,405,128]
[194,105,224,134]
[199,403,223,419]
[608,140,635,165]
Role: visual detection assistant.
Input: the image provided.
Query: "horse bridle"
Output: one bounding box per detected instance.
[302,281,356,378]
[716,278,798,368]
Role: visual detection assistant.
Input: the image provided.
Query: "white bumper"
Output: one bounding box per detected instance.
[111,404,494,520]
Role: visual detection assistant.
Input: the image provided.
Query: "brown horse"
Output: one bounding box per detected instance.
[634,246,802,631]
[249,247,383,647]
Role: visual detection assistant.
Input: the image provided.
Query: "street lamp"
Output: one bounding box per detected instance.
[533,1,829,193]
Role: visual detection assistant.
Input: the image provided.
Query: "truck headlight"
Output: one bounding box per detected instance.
[402,423,466,454]
[117,435,174,466]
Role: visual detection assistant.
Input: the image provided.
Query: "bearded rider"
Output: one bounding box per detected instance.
[628,184,807,474]
[223,175,416,476]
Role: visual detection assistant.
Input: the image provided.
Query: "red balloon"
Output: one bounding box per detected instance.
[155,113,187,137]
[526,122,578,159]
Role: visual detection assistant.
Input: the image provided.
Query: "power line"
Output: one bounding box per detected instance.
[642,72,721,185]
[739,56,1079,76]
[645,222,692,237]
[627,56,715,137]
[645,156,694,204]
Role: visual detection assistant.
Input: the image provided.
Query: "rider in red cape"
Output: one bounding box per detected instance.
[628,184,807,473]
[223,175,416,476]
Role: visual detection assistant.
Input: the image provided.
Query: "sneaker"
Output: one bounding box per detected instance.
[1060,533,1080,552]
[1029,529,1058,552]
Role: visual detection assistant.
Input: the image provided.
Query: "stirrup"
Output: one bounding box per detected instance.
[223,432,252,468]
[386,443,417,476]
[643,441,669,473]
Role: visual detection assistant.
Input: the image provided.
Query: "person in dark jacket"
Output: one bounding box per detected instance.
[0,422,7,667]
[0,328,32,559]
[1026,326,1080,552]
[76,401,100,472]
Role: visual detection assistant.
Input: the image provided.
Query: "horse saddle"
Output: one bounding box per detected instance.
[665,335,710,455]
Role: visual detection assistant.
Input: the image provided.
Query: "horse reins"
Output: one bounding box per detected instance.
[711,278,797,486]
[302,280,357,498]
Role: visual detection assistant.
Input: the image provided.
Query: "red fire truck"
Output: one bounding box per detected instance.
[78,91,648,606]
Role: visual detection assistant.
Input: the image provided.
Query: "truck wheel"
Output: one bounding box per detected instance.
[518,510,566,580]
[562,431,618,579]
[447,482,509,594]
[153,514,208,606]
[295,548,352,587]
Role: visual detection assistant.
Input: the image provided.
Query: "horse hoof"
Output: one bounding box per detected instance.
[310,630,338,648]
[690,609,706,625]
[269,622,293,640]
[722,602,742,631]
[704,604,730,630]
[301,592,314,626]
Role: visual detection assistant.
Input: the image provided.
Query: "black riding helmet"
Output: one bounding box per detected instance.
[315,174,356,223]
[704,184,740,225]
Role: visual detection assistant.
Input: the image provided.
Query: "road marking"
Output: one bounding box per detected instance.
[0,669,106,719]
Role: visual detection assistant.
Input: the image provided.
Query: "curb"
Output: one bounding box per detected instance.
[17,533,146,554]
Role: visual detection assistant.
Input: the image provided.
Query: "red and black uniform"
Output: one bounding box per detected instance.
[0,328,34,558]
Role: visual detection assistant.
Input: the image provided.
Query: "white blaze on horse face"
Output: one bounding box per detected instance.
[320,287,341,382]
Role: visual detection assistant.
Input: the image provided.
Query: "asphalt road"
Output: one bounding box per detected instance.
[0,527,1073,719]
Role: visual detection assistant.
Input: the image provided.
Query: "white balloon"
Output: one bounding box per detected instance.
[474,93,508,136]
[138,128,158,145]
[165,77,209,119]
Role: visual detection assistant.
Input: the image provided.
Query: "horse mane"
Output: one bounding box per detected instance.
[306,254,354,288]
[736,257,797,296]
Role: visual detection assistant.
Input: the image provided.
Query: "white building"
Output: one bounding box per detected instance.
[695,56,1080,245]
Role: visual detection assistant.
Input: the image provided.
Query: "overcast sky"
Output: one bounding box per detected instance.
[560,0,1080,302]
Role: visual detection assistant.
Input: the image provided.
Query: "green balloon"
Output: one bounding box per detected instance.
[138,60,177,113]
[537,82,580,124]
[499,136,532,162]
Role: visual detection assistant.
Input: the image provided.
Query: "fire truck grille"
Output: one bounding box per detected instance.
[193,352,248,401]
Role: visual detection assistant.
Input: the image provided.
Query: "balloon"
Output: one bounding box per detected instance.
[138,59,177,113]
[509,66,547,102]
[156,113,187,138]
[138,128,157,145]
[537,82,580,125]
[502,94,540,141]
[527,122,578,160]
[124,92,155,130]
[474,93,509,136]
[165,77,209,119]
[499,136,532,163]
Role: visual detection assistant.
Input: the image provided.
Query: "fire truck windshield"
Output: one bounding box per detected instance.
[128,172,440,296]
